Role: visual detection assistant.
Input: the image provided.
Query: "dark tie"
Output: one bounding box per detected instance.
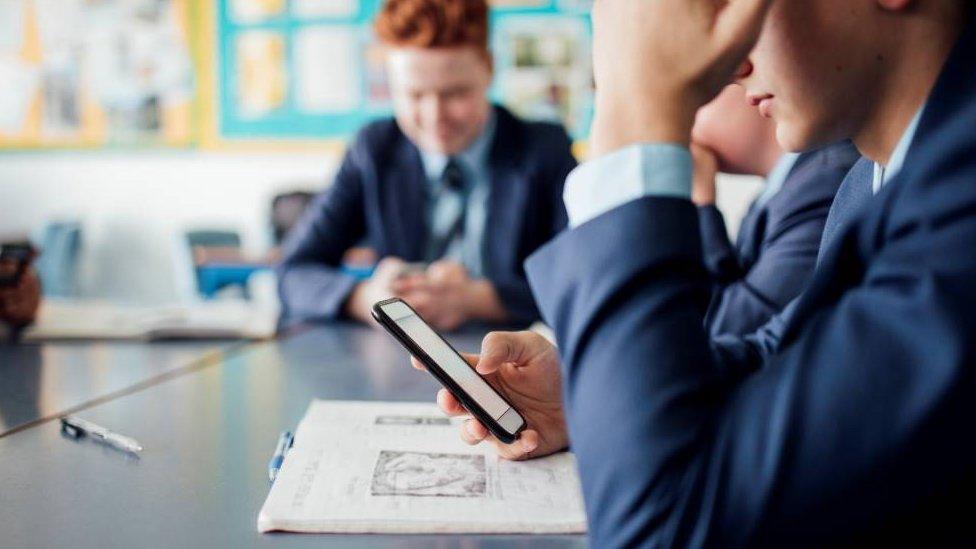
[817,157,874,265]
[425,158,467,262]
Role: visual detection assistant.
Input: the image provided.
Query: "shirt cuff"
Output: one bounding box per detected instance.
[563,143,692,228]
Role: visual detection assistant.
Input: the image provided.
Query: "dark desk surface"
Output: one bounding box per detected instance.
[0,340,235,436]
[0,324,586,548]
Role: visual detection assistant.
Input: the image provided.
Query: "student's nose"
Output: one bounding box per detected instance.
[734,59,755,83]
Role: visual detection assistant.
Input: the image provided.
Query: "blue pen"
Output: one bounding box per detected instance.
[268,431,294,485]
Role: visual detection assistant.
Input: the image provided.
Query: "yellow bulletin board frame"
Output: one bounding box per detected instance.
[0,0,202,151]
[0,0,586,157]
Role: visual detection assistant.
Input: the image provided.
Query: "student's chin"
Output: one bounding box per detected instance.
[774,124,826,155]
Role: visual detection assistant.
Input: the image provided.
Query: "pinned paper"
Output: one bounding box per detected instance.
[293,26,360,113]
[0,59,40,134]
[236,31,288,117]
[292,0,357,19]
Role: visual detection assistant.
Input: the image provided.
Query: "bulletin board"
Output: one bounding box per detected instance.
[0,0,593,150]
[213,0,594,143]
[0,0,197,149]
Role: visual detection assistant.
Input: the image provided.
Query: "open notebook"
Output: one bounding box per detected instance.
[257,400,587,535]
[23,299,277,341]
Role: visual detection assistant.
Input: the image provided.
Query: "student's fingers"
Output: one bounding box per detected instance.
[486,429,541,461]
[460,353,480,368]
[409,356,426,371]
[459,418,489,445]
[401,291,438,320]
[391,276,427,295]
[436,388,467,417]
[476,331,518,375]
[476,331,534,375]
[426,261,467,285]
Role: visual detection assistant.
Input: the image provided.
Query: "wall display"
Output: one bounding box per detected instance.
[0,0,592,149]
[216,0,593,141]
[0,0,196,149]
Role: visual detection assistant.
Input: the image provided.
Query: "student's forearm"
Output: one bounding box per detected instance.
[278,264,359,321]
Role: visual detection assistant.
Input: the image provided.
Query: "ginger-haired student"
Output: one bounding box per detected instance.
[277,0,576,331]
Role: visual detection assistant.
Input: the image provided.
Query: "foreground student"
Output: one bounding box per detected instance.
[426,0,976,545]
[691,85,858,337]
[277,0,576,330]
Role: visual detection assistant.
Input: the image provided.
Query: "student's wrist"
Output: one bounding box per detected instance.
[690,144,719,206]
[344,282,373,323]
[590,93,695,158]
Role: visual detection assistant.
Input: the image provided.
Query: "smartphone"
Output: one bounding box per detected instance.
[372,297,526,443]
[0,242,35,288]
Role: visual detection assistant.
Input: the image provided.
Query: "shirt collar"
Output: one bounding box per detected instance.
[420,109,497,185]
[872,104,925,194]
[754,152,801,210]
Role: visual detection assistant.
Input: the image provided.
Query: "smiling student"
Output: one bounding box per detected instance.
[277,0,576,331]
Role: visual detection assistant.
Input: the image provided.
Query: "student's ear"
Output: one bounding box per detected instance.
[876,0,913,11]
[482,51,495,79]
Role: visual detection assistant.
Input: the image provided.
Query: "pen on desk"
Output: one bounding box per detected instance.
[268,431,294,485]
[60,415,144,454]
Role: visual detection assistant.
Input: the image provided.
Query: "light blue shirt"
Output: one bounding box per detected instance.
[754,152,802,210]
[419,112,496,277]
[564,143,692,227]
[566,104,929,228]
[872,106,924,194]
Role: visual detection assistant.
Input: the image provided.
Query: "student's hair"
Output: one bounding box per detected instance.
[374,0,489,54]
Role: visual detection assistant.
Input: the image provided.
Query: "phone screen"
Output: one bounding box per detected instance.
[377,300,524,438]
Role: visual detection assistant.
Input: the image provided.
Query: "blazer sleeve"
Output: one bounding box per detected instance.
[697,205,741,281]
[276,146,368,323]
[525,181,976,545]
[704,171,839,338]
[546,133,575,235]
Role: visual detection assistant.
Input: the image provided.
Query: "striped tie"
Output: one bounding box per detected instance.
[425,158,467,262]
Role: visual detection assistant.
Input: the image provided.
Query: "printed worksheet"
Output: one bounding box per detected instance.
[257,400,587,534]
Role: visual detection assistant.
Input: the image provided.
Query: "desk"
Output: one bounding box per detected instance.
[0,324,586,548]
[0,340,234,437]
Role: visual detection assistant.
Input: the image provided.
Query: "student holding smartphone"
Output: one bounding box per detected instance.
[277,0,576,332]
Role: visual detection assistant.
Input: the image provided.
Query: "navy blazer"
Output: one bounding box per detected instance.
[278,105,575,326]
[699,142,859,338]
[711,155,875,376]
[525,17,976,548]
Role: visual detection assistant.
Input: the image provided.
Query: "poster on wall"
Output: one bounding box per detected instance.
[231,0,286,23]
[492,15,593,137]
[0,0,196,149]
[235,31,288,118]
[294,26,361,113]
[293,0,358,19]
[216,0,594,142]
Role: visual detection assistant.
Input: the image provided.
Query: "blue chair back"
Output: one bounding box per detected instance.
[36,221,82,297]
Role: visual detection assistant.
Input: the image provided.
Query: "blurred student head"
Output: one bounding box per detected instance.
[737,0,967,158]
[375,0,493,155]
[692,84,782,176]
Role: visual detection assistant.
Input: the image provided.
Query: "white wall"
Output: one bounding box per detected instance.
[0,151,338,303]
[0,151,761,304]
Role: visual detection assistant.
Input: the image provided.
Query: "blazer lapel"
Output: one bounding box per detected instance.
[385,140,429,260]
[484,108,529,279]
[735,205,766,267]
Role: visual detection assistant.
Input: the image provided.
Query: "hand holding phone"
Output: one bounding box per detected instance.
[372,298,526,443]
